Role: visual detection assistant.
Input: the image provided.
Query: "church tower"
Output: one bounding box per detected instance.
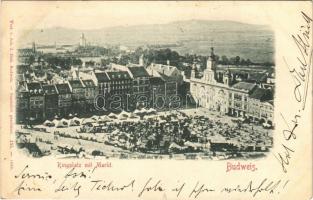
[80,33,86,47]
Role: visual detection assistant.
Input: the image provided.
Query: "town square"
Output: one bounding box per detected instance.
[16,21,274,159]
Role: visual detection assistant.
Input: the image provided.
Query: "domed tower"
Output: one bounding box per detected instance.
[203,47,217,83]
[206,47,216,71]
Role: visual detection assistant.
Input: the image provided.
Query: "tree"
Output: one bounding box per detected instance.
[46,73,53,81]
[235,56,241,65]
[118,55,131,65]
[214,55,220,63]
[27,55,35,65]
[220,55,229,65]
[229,57,236,65]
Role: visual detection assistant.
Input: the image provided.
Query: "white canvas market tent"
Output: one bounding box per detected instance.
[43,120,54,126]
[134,109,141,114]
[55,120,66,128]
[99,115,112,122]
[119,111,130,118]
[147,108,156,114]
[82,118,94,125]
[108,113,117,118]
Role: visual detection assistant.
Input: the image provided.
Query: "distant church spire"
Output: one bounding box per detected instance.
[80,33,86,47]
[32,41,36,53]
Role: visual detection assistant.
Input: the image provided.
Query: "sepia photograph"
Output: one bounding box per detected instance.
[1,1,312,200]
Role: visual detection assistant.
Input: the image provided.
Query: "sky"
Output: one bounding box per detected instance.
[2,1,294,30]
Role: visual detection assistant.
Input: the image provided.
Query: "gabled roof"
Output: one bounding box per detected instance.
[68,80,83,89]
[159,73,176,82]
[17,65,30,74]
[17,84,28,93]
[128,67,149,78]
[55,83,71,94]
[249,88,273,101]
[26,82,43,95]
[17,73,26,82]
[149,64,181,77]
[106,71,131,80]
[247,73,267,82]
[27,82,42,91]
[82,79,95,88]
[150,77,165,85]
[94,72,110,82]
[267,100,274,106]
[42,84,58,95]
[18,48,35,56]
[232,82,256,92]
[261,100,274,107]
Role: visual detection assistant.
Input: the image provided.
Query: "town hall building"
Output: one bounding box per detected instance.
[189,48,274,124]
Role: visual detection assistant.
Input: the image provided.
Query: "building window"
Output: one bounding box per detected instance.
[234,93,242,100]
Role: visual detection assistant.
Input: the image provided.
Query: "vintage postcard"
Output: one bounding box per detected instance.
[0,1,312,199]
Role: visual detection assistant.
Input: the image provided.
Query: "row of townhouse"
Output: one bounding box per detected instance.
[16,79,97,123]
[16,65,184,122]
[228,84,274,124]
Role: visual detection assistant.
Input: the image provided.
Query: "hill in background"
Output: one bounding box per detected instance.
[20,20,274,63]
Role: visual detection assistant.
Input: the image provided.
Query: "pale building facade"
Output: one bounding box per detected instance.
[190,48,231,114]
[190,48,258,118]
